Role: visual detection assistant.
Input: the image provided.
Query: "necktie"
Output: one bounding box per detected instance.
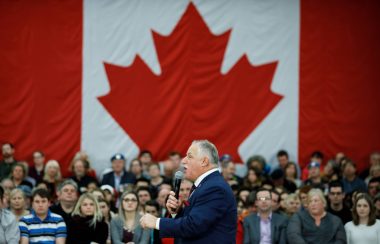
[189,184,197,198]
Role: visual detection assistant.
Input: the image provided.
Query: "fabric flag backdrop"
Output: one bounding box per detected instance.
[0,0,379,176]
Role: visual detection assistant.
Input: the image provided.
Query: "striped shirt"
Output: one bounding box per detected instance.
[19,210,66,244]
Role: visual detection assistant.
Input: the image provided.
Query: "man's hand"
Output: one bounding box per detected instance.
[166,191,182,214]
[140,213,158,229]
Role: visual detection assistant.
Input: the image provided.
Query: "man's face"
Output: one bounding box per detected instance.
[328,186,344,205]
[73,160,86,177]
[32,195,49,217]
[271,193,280,211]
[179,180,193,201]
[12,165,24,180]
[308,166,320,178]
[368,182,379,197]
[138,190,151,205]
[182,144,204,181]
[145,205,159,217]
[58,184,78,203]
[2,144,14,158]
[33,152,45,166]
[278,155,288,168]
[169,154,182,169]
[157,189,170,207]
[112,159,125,173]
[343,163,356,177]
[255,190,272,213]
[224,162,235,180]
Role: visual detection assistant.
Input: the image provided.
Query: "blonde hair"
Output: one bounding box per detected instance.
[72,193,103,227]
[43,160,62,182]
[10,188,27,210]
[308,188,327,207]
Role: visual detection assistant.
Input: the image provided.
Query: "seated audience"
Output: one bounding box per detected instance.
[327,180,352,224]
[28,150,45,183]
[70,158,98,193]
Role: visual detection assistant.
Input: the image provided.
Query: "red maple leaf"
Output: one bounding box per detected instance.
[98,3,282,162]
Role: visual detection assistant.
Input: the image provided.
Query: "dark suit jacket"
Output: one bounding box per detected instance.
[100,170,136,190]
[159,171,237,244]
[243,212,288,244]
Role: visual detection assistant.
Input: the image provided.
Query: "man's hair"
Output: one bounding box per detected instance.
[311,151,324,159]
[136,186,151,195]
[2,142,15,149]
[57,179,78,192]
[255,188,272,201]
[32,188,50,202]
[328,180,344,192]
[277,150,289,158]
[369,176,380,185]
[145,200,159,210]
[139,150,152,157]
[33,150,45,157]
[168,151,181,157]
[192,140,219,165]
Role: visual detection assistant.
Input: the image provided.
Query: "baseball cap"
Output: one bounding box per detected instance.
[100,184,115,196]
[111,153,125,162]
[308,161,320,169]
[219,154,232,162]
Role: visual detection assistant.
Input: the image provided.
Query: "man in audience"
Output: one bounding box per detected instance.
[28,150,45,183]
[271,189,281,213]
[19,188,66,244]
[341,158,367,194]
[70,158,98,193]
[221,155,242,186]
[327,180,352,224]
[50,179,78,224]
[368,176,380,198]
[301,151,324,181]
[0,142,18,181]
[303,161,326,191]
[101,153,136,193]
[243,188,288,243]
[137,186,152,213]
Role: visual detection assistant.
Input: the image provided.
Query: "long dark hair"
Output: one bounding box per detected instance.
[352,193,376,226]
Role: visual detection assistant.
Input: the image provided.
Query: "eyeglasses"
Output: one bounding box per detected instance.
[257,197,271,201]
[123,198,138,203]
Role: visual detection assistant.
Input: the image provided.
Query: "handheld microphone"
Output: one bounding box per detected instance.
[173,171,184,200]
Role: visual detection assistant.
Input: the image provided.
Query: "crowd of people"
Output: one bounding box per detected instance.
[0,141,380,243]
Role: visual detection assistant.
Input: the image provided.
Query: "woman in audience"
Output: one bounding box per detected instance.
[9,163,33,188]
[43,160,62,200]
[287,188,346,243]
[284,162,302,187]
[98,199,114,244]
[110,191,149,244]
[9,188,30,221]
[345,193,380,244]
[67,193,108,244]
[242,167,262,190]
[0,186,20,243]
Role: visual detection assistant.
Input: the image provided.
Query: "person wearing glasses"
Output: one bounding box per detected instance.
[66,193,108,244]
[327,180,352,224]
[111,191,150,244]
[243,188,288,244]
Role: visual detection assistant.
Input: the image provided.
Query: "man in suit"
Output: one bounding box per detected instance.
[140,140,237,243]
[243,188,288,244]
[101,153,136,193]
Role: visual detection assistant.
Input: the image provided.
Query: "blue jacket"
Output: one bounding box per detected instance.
[159,171,237,244]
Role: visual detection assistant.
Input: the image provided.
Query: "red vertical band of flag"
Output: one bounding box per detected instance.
[0,0,82,176]
[299,0,380,170]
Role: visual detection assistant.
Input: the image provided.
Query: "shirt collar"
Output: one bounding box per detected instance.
[31,209,51,221]
[194,168,219,187]
[257,212,272,220]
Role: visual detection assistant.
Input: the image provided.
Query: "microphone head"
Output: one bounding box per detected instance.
[174,171,184,180]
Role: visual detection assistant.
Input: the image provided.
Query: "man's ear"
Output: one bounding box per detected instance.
[201,157,209,167]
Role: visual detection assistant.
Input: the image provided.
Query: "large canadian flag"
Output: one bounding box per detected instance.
[0,0,379,176]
